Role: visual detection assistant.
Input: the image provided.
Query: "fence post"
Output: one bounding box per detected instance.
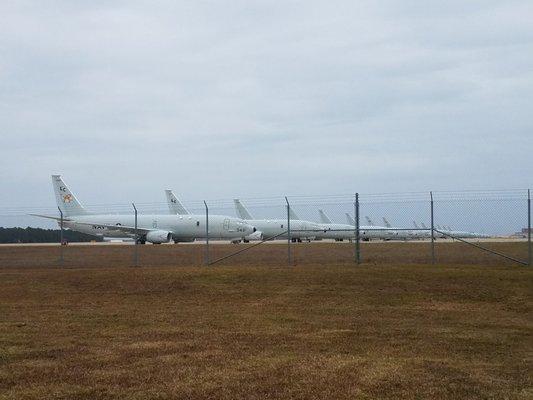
[285,196,291,266]
[58,207,64,266]
[527,189,532,267]
[430,191,435,264]
[355,193,360,264]
[132,203,138,267]
[203,201,209,266]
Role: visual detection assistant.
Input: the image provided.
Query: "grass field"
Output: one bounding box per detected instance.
[0,240,530,268]
[0,244,532,399]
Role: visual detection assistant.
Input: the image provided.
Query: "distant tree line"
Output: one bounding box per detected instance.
[0,227,102,243]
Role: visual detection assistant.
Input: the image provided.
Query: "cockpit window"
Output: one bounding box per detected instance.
[196,221,200,226]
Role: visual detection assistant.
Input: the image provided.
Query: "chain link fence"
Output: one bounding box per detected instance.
[0,190,530,268]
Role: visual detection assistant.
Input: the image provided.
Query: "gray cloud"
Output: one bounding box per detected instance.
[1,0,532,219]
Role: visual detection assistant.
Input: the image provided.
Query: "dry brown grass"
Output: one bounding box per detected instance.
[0,244,532,399]
[0,240,530,269]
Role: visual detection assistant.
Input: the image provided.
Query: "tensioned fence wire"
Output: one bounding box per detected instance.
[0,190,529,237]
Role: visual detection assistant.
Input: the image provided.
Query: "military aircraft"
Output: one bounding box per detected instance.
[31,176,256,244]
[346,214,418,241]
[345,213,387,241]
[317,209,355,241]
[233,199,323,242]
[164,190,262,243]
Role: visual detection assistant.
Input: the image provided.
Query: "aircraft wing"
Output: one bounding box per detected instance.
[29,214,72,221]
[70,221,155,235]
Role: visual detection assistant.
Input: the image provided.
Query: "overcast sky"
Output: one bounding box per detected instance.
[1,0,532,212]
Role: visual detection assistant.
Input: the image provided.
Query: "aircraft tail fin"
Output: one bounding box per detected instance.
[421,222,428,229]
[51,175,89,217]
[318,209,332,224]
[413,221,419,229]
[345,213,355,225]
[288,206,299,220]
[234,199,254,220]
[382,217,392,228]
[365,216,374,226]
[165,190,189,215]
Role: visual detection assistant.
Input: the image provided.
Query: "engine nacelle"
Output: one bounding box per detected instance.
[245,230,263,241]
[145,230,172,244]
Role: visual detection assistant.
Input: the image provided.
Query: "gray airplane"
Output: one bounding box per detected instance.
[346,214,419,241]
[317,209,355,241]
[164,190,262,243]
[32,176,256,244]
[234,199,323,242]
[345,213,387,240]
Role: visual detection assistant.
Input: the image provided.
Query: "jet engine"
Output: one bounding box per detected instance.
[246,230,263,241]
[146,230,172,244]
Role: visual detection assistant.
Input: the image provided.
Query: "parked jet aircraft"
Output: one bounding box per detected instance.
[415,221,489,239]
[31,176,256,244]
[164,190,262,243]
[348,214,420,240]
[436,226,490,239]
[234,199,323,242]
[316,210,355,241]
[345,213,390,241]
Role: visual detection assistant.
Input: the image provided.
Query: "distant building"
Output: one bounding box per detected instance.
[511,228,532,238]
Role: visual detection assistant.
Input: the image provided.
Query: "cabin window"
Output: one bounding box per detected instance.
[281,224,284,228]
